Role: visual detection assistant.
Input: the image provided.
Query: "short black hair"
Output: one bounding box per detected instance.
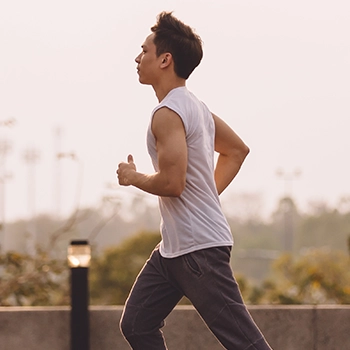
[151,12,203,79]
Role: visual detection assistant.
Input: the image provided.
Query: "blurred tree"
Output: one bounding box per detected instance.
[2,193,350,307]
[89,230,161,305]
[272,196,300,252]
[296,207,350,253]
[0,249,69,306]
[247,248,350,305]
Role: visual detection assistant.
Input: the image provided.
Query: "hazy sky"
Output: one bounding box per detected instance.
[1,0,349,222]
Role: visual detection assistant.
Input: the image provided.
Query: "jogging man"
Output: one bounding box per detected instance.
[117,11,272,350]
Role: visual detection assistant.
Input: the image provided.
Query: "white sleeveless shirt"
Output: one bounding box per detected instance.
[147,87,233,258]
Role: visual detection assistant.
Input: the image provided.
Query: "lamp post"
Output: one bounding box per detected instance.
[56,151,84,220]
[0,139,12,252]
[67,240,91,350]
[276,168,301,252]
[23,147,40,255]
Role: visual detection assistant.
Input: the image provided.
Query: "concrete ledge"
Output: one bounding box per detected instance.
[0,305,349,349]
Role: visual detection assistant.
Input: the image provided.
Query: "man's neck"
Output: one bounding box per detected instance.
[153,79,186,102]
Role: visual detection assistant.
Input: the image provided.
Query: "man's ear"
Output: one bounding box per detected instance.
[160,53,172,68]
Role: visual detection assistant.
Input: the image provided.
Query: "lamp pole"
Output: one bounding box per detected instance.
[0,139,12,252]
[67,240,91,350]
[0,118,15,252]
[276,168,301,252]
[56,151,84,217]
[23,147,40,255]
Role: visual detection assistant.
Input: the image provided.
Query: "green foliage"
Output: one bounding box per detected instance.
[296,209,350,251]
[2,196,350,307]
[0,249,69,306]
[227,197,350,255]
[242,248,350,305]
[89,230,161,305]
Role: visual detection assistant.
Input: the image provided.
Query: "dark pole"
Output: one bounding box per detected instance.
[68,240,90,350]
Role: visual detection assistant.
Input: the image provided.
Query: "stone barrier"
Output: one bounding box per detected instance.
[0,305,349,349]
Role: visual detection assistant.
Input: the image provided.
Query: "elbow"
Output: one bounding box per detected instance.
[230,144,249,170]
[170,189,184,198]
[166,179,186,197]
[242,144,250,160]
[234,143,250,164]
[170,183,185,197]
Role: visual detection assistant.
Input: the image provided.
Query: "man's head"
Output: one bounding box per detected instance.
[150,12,203,80]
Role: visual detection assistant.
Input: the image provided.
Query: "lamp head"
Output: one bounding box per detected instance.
[67,240,91,268]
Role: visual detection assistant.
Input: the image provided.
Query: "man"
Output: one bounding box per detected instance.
[117,11,272,350]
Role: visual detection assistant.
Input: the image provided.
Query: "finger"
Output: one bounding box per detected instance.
[127,154,134,163]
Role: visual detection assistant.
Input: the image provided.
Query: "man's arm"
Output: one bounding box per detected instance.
[213,113,250,195]
[117,107,187,197]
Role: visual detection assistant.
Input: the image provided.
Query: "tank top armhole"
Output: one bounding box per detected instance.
[151,104,188,135]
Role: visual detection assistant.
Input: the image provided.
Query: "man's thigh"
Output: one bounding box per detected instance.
[122,248,183,333]
[166,246,241,311]
[167,247,270,349]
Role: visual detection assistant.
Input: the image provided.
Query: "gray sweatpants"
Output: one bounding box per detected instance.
[120,246,272,350]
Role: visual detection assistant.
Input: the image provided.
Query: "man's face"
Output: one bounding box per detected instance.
[135,33,161,85]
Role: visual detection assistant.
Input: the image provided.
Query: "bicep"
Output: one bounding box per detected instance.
[152,108,187,181]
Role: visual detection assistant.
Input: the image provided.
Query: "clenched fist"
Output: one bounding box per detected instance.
[116,154,136,186]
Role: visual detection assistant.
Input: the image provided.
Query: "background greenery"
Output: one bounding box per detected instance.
[1,195,350,306]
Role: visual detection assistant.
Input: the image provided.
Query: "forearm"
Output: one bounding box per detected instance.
[212,113,250,194]
[127,170,184,197]
[214,150,249,195]
[117,152,186,197]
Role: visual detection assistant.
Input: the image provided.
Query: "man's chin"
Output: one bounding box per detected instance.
[138,78,152,86]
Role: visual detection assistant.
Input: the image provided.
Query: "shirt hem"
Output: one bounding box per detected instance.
[159,241,234,259]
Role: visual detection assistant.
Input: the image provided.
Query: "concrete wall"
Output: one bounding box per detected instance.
[0,305,349,349]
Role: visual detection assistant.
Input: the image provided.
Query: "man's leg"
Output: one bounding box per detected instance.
[120,248,183,350]
[167,247,272,350]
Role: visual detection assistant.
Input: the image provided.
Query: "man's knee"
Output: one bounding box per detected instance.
[120,308,167,349]
[119,310,133,339]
